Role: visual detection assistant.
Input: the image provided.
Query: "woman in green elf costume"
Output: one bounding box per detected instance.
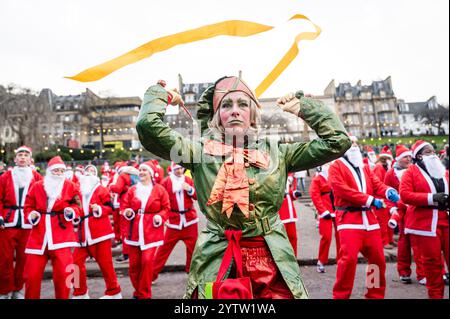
[136,76,351,299]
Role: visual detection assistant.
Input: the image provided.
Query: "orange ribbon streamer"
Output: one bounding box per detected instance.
[66,14,321,98]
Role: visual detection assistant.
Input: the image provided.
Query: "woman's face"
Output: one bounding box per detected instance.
[139,167,151,182]
[219,92,251,135]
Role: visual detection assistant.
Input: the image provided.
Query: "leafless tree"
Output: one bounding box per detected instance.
[0,84,49,152]
[419,104,449,134]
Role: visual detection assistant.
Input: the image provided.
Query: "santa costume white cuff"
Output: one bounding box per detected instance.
[319,211,331,219]
[187,187,195,197]
[64,207,76,222]
[153,214,163,227]
[389,207,398,215]
[28,211,41,226]
[388,219,397,229]
[123,209,136,221]
[93,206,102,218]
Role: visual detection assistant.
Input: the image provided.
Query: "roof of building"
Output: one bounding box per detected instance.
[335,77,394,98]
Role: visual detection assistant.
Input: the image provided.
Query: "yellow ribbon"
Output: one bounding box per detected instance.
[65,14,321,98]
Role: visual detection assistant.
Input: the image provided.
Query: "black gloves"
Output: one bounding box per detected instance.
[433,193,449,206]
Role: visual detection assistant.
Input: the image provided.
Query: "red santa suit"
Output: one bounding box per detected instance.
[152,166,198,281]
[23,156,81,299]
[0,161,42,298]
[399,141,449,299]
[109,164,139,256]
[309,169,340,266]
[329,154,394,299]
[277,174,300,257]
[72,166,121,299]
[385,145,425,282]
[372,146,394,246]
[121,161,170,299]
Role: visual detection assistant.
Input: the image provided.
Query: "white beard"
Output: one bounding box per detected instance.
[394,167,406,181]
[75,172,83,179]
[135,183,153,211]
[44,174,65,200]
[80,175,100,196]
[65,170,74,180]
[422,155,446,179]
[345,146,364,168]
[12,166,33,188]
[170,173,185,193]
[368,153,377,164]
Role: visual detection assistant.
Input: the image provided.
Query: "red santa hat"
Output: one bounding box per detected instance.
[114,161,127,173]
[75,164,84,171]
[171,161,183,171]
[412,140,432,158]
[15,145,32,157]
[47,156,66,172]
[139,161,155,177]
[365,146,375,155]
[395,144,412,161]
[379,146,393,159]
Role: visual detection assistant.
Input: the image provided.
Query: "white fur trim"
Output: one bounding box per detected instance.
[153,214,162,227]
[64,207,76,222]
[93,205,102,218]
[385,187,397,200]
[389,207,398,215]
[413,142,431,158]
[281,218,298,224]
[319,211,331,219]
[15,146,32,155]
[28,211,41,226]
[187,187,195,197]
[139,164,154,176]
[388,219,397,229]
[123,209,136,221]
[427,193,435,206]
[48,163,66,172]
[396,151,412,161]
[365,195,374,208]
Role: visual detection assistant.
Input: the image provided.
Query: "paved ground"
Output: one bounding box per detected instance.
[40,262,448,299]
[39,200,448,299]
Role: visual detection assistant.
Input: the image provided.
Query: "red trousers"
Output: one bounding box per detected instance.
[128,246,156,299]
[0,228,30,295]
[240,237,293,299]
[411,226,449,299]
[152,225,198,281]
[112,209,121,241]
[397,222,425,280]
[333,229,386,299]
[283,222,298,257]
[376,208,394,245]
[317,218,341,265]
[72,240,121,297]
[24,247,74,299]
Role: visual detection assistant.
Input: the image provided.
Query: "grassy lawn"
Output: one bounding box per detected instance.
[360,135,448,149]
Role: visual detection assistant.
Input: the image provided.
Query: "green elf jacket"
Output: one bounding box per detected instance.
[136,84,351,299]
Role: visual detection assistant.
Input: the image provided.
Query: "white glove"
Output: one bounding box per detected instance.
[91,204,102,218]
[28,211,41,226]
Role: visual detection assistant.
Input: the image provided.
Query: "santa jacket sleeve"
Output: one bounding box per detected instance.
[399,167,434,207]
[329,163,374,207]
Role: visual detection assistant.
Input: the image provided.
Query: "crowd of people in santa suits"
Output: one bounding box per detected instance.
[0,146,199,299]
[0,138,448,299]
[307,137,449,299]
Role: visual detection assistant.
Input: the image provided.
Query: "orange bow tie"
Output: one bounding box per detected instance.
[204,140,270,219]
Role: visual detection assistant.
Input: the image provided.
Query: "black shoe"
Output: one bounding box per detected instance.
[399,276,412,284]
[115,254,129,264]
[444,273,449,286]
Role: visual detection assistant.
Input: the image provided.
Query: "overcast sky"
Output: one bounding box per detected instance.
[0,0,448,103]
